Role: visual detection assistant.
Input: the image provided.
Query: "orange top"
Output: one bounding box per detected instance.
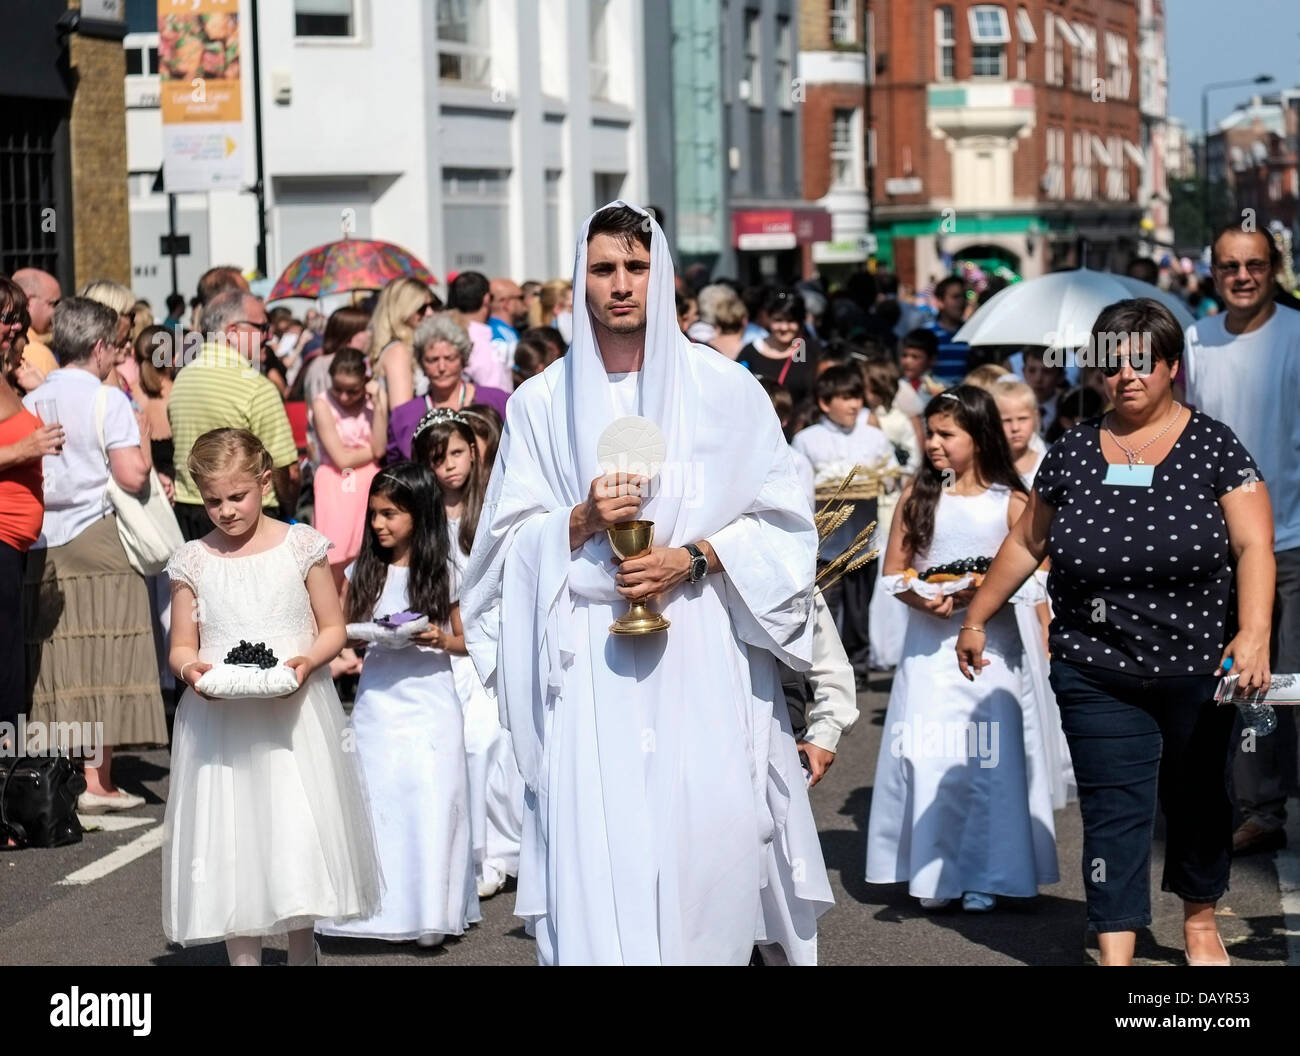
[0,407,44,551]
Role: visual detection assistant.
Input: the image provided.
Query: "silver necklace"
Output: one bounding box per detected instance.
[1104,402,1182,466]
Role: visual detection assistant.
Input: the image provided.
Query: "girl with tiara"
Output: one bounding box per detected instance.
[866,387,1059,912]
[318,461,480,946]
[414,408,525,899]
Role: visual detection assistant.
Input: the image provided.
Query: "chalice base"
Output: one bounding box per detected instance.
[609,601,670,636]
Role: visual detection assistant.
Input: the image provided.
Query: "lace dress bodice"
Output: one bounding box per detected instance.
[166,523,333,664]
[913,485,1012,574]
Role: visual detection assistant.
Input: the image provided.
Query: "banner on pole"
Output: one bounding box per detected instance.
[158,0,243,193]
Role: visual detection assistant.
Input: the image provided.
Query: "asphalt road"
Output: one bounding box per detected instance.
[2,673,1296,966]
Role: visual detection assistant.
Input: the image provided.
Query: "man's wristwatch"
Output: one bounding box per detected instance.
[684,543,708,584]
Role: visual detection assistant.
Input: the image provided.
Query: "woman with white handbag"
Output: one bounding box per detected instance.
[21,297,168,813]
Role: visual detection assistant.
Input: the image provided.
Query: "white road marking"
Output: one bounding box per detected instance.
[57,825,165,886]
[1279,795,1300,966]
[77,814,155,833]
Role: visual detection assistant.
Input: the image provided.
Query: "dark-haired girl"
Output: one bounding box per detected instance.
[866,386,1059,912]
[413,410,524,899]
[318,462,480,946]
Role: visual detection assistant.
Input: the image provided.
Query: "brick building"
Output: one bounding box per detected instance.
[798,0,873,284]
[1207,92,1300,244]
[867,0,1147,290]
[0,1,130,292]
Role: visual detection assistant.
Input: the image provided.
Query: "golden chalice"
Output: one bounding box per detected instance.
[607,520,670,636]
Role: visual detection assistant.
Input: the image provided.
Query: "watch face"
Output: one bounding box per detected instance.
[692,555,708,580]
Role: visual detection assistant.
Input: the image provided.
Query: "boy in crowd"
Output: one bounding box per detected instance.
[793,365,900,684]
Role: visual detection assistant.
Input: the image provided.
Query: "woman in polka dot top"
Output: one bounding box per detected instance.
[958,298,1276,966]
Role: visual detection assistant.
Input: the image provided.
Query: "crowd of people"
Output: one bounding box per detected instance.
[0,208,1295,967]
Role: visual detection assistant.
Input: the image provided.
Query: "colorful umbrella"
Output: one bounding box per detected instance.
[268,239,437,301]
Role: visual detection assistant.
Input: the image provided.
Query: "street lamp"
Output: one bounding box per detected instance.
[1202,74,1273,247]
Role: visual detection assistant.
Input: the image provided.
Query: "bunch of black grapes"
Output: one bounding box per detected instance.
[224,640,278,669]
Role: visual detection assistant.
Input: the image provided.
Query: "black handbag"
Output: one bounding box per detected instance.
[0,753,86,848]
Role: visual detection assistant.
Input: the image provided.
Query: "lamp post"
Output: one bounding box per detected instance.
[1202,75,1273,247]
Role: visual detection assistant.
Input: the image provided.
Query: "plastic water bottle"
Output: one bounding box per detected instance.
[1224,659,1277,736]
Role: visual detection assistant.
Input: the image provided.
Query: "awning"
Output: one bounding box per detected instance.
[1016,7,1037,43]
[732,208,833,250]
[1091,134,1114,167]
[1122,140,1146,168]
[1054,15,1081,49]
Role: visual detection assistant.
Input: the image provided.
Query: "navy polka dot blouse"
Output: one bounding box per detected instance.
[1033,411,1262,676]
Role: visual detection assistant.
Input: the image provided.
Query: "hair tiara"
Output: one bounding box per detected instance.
[412,407,471,442]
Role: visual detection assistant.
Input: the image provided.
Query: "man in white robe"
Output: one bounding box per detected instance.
[462,203,833,966]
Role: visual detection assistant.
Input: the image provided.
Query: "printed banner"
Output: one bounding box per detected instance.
[158,0,243,193]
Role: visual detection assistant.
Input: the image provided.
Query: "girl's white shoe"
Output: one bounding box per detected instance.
[918,897,953,910]
[416,933,446,948]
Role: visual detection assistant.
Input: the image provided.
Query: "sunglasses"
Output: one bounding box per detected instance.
[1098,354,1158,378]
[1211,260,1270,278]
[0,311,24,326]
[235,319,271,336]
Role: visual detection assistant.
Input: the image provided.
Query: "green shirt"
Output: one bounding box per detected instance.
[168,343,298,506]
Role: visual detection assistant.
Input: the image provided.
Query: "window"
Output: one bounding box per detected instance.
[594,172,625,203]
[775,16,793,111]
[1072,23,1096,91]
[438,0,491,85]
[1072,130,1093,199]
[969,6,1008,79]
[124,40,158,78]
[590,0,610,99]
[1045,127,1065,199]
[1105,33,1130,99]
[830,108,862,189]
[830,0,855,44]
[294,0,355,38]
[972,45,1005,78]
[442,168,510,274]
[1014,6,1033,80]
[743,9,762,106]
[969,5,1010,44]
[1111,135,1127,200]
[935,6,955,81]
[1045,13,1063,85]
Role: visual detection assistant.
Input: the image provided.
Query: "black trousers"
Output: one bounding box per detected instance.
[0,541,25,730]
[1050,659,1235,932]
[174,503,284,542]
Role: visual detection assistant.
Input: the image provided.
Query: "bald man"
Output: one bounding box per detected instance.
[488,277,526,389]
[12,268,60,381]
[490,278,528,332]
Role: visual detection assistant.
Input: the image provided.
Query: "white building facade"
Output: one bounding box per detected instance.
[124,0,648,308]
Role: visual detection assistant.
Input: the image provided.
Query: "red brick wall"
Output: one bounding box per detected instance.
[872,0,1142,210]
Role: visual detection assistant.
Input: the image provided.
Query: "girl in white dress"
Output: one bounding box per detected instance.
[165,428,382,965]
[995,377,1075,808]
[319,461,480,945]
[413,409,525,900]
[867,387,1059,911]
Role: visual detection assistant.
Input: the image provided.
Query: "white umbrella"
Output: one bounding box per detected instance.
[953,268,1195,348]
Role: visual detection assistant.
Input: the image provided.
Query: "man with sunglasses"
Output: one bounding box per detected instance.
[168,290,300,540]
[1184,224,1300,857]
